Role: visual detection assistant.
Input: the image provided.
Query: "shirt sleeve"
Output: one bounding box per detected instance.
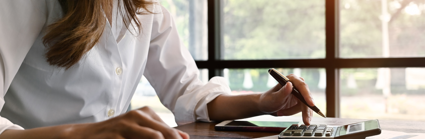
[143,4,231,125]
[0,0,47,133]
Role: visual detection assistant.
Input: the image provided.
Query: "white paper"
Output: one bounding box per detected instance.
[254,130,425,139]
[367,130,425,139]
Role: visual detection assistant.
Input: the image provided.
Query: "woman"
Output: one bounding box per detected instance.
[0,0,315,138]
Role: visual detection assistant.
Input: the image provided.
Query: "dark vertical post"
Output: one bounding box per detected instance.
[207,0,223,79]
[325,0,340,117]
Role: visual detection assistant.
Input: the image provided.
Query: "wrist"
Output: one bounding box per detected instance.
[58,123,96,139]
[57,124,78,139]
[0,125,73,139]
[253,93,267,115]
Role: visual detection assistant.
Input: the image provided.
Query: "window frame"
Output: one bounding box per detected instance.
[196,0,425,117]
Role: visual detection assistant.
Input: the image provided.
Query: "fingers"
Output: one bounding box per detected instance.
[123,125,165,139]
[274,98,312,125]
[259,82,295,113]
[301,99,313,125]
[177,130,190,139]
[274,101,302,116]
[285,74,313,125]
[138,106,167,125]
[299,77,305,81]
[121,107,182,139]
[286,74,315,107]
[270,83,284,92]
[131,109,182,139]
[275,82,293,99]
[124,125,188,139]
[82,107,186,139]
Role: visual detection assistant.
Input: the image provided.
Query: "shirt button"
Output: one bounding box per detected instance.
[108,109,115,117]
[115,67,122,75]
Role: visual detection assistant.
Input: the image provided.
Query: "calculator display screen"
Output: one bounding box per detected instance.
[348,123,363,133]
[337,120,380,136]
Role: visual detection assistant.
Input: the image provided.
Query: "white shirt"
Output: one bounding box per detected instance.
[0,0,230,132]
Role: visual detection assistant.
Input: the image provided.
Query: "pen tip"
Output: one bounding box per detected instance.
[318,111,326,118]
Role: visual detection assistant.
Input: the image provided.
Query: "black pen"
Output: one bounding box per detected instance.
[268,68,326,118]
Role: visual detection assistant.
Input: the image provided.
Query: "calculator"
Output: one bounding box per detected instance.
[278,119,381,139]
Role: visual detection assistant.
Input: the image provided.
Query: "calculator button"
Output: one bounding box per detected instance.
[283,130,293,136]
[293,129,305,136]
[289,124,298,129]
[292,130,303,136]
[326,132,332,136]
[291,124,299,127]
[314,130,324,136]
[326,127,333,132]
[304,130,313,136]
[307,125,317,130]
[284,124,299,136]
[294,124,307,136]
[317,125,327,130]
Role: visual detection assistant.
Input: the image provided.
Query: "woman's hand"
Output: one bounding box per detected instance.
[258,74,314,125]
[65,106,189,139]
[0,107,189,139]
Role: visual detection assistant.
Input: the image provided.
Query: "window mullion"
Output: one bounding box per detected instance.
[325,0,340,118]
[207,0,223,79]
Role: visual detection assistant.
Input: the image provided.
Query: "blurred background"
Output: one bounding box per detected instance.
[130,0,425,127]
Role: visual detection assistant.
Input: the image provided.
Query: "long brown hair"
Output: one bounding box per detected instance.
[43,0,154,69]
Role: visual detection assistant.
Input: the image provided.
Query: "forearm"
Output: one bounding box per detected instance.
[207,94,266,121]
[0,124,78,139]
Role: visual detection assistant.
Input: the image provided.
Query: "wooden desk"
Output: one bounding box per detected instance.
[175,116,425,139]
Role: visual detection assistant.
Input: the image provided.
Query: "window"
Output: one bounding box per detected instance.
[337,0,425,120]
[221,0,325,60]
[160,0,208,60]
[197,0,425,120]
[340,0,425,58]
[340,68,425,121]
[132,0,425,126]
